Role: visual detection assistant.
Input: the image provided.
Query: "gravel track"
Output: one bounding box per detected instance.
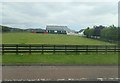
[2,66,118,81]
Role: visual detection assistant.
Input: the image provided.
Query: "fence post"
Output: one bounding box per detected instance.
[16,45,18,55]
[42,45,44,54]
[76,45,78,54]
[118,45,120,53]
[105,45,107,54]
[2,44,4,55]
[86,45,88,54]
[53,45,55,54]
[29,45,31,54]
[96,45,98,54]
[65,45,67,54]
[114,45,116,54]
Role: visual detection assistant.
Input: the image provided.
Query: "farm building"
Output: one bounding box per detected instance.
[46,25,75,34]
[78,29,85,36]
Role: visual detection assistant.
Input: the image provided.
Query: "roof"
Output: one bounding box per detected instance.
[46,25,74,32]
[79,29,85,33]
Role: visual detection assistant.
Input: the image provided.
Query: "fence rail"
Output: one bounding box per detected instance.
[1,44,120,54]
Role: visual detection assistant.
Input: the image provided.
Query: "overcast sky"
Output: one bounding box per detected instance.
[1,0,119,30]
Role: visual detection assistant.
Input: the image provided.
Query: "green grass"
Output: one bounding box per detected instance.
[2,53,118,65]
[2,32,113,45]
[2,33,117,65]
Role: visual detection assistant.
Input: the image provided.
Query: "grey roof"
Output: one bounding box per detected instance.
[46,25,74,32]
[79,29,85,33]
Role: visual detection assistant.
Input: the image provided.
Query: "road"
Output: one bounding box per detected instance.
[2,66,119,81]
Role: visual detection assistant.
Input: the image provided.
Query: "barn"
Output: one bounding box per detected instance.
[46,25,74,34]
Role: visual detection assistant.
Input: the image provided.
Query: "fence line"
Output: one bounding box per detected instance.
[1,44,120,54]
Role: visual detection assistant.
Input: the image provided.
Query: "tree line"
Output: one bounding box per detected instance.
[84,25,120,43]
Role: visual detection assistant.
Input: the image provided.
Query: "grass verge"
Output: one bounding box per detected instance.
[2,53,118,65]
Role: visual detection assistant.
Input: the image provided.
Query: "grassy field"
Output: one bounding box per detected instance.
[2,32,113,45]
[2,53,118,65]
[2,32,117,65]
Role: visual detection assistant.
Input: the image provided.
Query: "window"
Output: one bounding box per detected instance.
[54,31,57,33]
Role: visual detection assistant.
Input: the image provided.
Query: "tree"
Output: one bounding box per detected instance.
[93,25,105,37]
[84,25,118,42]
[101,25,118,42]
[84,27,90,38]
[84,27,94,38]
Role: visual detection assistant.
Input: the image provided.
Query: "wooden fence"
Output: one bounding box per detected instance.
[1,44,120,54]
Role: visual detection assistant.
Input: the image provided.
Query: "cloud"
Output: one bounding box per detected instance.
[1,0,119,2]
[1,2,118,30]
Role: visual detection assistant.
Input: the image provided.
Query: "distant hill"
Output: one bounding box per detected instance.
[1,25,45,33]
[1,25,24,32]
[25,28,45,33]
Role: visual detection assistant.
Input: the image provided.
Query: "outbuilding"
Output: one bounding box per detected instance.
[46,25,75,35]
[46,25,67,34]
